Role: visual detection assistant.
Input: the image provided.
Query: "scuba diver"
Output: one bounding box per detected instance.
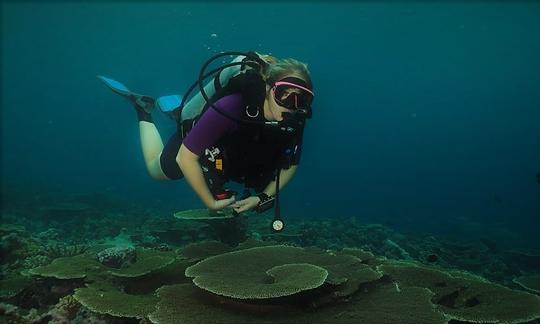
[98,51,314,232]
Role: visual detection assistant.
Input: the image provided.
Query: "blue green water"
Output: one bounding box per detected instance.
[2,2,540,249]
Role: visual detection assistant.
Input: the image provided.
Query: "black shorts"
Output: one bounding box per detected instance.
[160,131,184,180]
[160,131,227,191]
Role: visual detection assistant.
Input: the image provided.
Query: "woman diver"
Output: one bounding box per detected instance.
[99,51,314,229]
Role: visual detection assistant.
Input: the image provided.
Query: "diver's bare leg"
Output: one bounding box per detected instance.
[138,121,169,180]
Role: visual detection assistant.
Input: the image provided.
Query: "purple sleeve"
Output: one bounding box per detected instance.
[182,94,244,156]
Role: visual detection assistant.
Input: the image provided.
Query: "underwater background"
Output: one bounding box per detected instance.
[3,1,539,247]
[1,2,540,323]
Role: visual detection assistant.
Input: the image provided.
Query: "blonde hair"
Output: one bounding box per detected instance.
[258,54,313,89]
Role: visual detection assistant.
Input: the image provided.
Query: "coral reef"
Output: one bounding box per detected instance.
[514,274,540,294]
[29,246,176,280]
[149,242,540,324]
[2,189,540,323]
[0,274,33,299]
[185,246,340,299]
[148,283,448,324]
[96,246,137,269]
[29,253,104,280]
[48,294,81,323]
[179,240,233,261]
[20,240,540,324]
[74,285,158,320]
[380,260,540,323]
[42,243,90,260]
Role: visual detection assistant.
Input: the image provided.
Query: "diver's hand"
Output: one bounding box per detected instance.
[231,196,260,214]
[209,196,236,211]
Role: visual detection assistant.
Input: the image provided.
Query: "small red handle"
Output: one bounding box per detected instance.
[215,192,231,200]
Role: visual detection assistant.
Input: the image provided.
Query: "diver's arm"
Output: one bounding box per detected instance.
[230,166,298,214]
[176,144,234,210]
[261,165,298,197]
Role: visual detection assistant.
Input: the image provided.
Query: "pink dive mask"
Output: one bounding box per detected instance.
[271,77,314,110]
